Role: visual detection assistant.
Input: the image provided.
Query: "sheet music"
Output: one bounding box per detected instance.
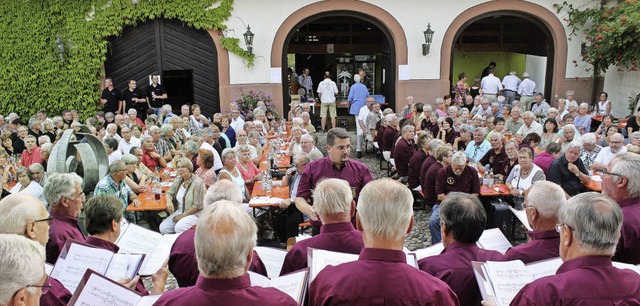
[249,197,286,205]
[309,249,358,282]
[138,234,179,276]
[116,224,163,255]
[472,261,495,304]
[117,219,130,242]
[104,253,143,281]
[254,247,288,279]
[410,243,444,261]
[69,271,143,306]
[45,263,53,276]
[270,270,308,304]
[51,243,115,293]
[484,260,532,306]
[136,294,162,306]
[248,271,272,288]
[525,257,563,280]
[477,228,513,254]
[507,206,533,231]
[613,261,640,275]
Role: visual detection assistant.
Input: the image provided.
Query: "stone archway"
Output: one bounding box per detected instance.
[440,0,589,101]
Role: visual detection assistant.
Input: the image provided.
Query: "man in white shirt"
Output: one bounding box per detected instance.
[317,71,339,132]
[517,72,537,110]
[356,96,374,158]
[230,108,245,133]
[516,111,543,142]
[103,123,121,142]
[118,126,141,155]
[200,128,224,171]
[480,67,502,103]
[593,133,627,172]
[501,71,521,105]
[530,93,551,119]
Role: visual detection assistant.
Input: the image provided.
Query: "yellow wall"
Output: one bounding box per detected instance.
[452,52,527,86]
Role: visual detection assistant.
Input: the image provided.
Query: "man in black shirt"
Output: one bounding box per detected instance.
[100,78,123,114]
[548,141,589,196]
[121,79,148,121]
[146,74,168,117]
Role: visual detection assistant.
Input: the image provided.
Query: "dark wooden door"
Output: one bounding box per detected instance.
[105,19,219,116]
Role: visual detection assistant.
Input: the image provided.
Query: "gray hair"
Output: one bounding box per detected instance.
[220,148,236,162]
[314,179,353,217]
[581,133,596,145]
[473,127,487,137]
[354,74,361,82]
[148,125,160,134]
[435,98,444,106]
[610,152,640,198]
[357,178,413,242]
[24,135,36,142]
[300,133,314,144]
[423,104,433,112]
[109,160,126,174]
[558,192,622,255]
[162,104,172,113]
[121,153,137,165]
[292,117,303,125]
[52,116,63,125]
[183,140,199,156]
[201,127,213,138]
[563,124,576,132]
[428,139,444,152]
[38,135,50,145]
[579,102,589,109]
[488,131,504,141]
[526,181,566,219]
[204,180,243,206]
[28,163,44,174]
[159,124,173,137]
[28,117,39,129]
[195,201,257,278]
[566,140,582,151]
[141,135,153,144]
[522,111,535,119]
[458,124,472,134]
[384,113,396,123]
[44,172,83,206]
[0,194,45,236]
[0,234,45,305]
[294,152,312,165]
[451,151,467,166]
[104,136,118,150]
[440,192,486,243]
[401,124,415,134]
[16,167,31,181]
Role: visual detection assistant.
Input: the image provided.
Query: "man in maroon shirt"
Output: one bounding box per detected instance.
[603,152,640,264]
[309,179,459,305]
[511,192,640,305]
[280,178,363,276]
[478,131,507,178]
[393,125,416,183]
[381,113,399,152]
[0,193,71,306]
[505,181,565,263]
[169,180,267,287]
[407,133,431,190]
[44,173,86,264]
[419,192,505,305]
[431,151,481,244]
[84,195,168,295]
[533,142,561,177]
[156,201,298,306]
[420,139,444,199]
[0,234,47,305]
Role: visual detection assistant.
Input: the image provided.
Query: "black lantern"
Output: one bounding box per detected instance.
[422,23,434,56]
[243,25,254,55]
[55,35,65,62]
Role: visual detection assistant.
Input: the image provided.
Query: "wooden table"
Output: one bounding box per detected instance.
[480,184,511,197]
[125,182,171,223]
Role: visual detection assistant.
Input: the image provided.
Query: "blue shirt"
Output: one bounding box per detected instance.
[348,82,369,115]
[464,140,491,163]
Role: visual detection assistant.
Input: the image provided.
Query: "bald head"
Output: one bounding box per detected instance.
[0,194,49,245]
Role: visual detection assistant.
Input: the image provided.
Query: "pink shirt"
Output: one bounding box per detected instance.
[21,147,42,168]
[237,160,260,192]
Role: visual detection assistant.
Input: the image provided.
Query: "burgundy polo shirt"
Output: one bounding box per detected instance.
[296,157,372,203]
[40,277,71,306]
[309,248,460,305]
[612,197,640,264]
[46,210,86,264]
[381,126,397,152]
[407,150,427,189]
[533,151,555,177]
[154,273,298,306]
[169,229,267,287]
[280,222,363,276]
[393,137,415,177]
[418,242,505,306]
[501,158,518,178]
[435,165,481,196]
[510,256,640,305]
[85,237,148,295]
[420,155,437,196]
[423,162,444,207]
[479,147,508,173]
[505,230,560,264]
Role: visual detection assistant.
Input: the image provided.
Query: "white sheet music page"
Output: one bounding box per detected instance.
[507,206,533,231]
[484,260,532,306]
[477,228,513,254]
[138,234,179,276]
[309,249,358,282]
[410,243,444,261]
[254,246,288,279]
[51,243,115,293]
[270,270,308,304]
[68,271,142,306]
[525,257,563,280]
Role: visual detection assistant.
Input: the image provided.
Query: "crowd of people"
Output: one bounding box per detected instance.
[1,65,640,305]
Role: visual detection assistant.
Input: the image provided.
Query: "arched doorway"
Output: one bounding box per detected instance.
[281,11,396,117]
[451,12,554,99]
[105,19,220,116]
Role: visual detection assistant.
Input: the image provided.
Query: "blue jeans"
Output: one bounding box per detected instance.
[152,107,162,117]
[429,204,441,244]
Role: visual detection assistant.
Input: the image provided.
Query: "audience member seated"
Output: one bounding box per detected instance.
[84,195,168,295]
[44,173,86,264]
[464,128,490,163]
[300,134,323,161]
[0,234,48,306]
[286,126,303,157]
[141,135,167,170]
[603,153,640,264]
[505,147,545,199]
[20,135,42,168]
[437,117,459,145]
[122,153,147,194]
[218,149,249,200]
[118,126,140,155]
[505,181,565,263]
[393,125,416,183]
[419,192,505,305]
[309,179,459,305]
[510,192,640,304]
[515,111,542,142]
[539,118,561,151]
[28,163,46,188]
[93,161,140,223]
[505,106,524,135]
[580,133,602,170]
[549,141,589,196]
[477,132,507,177]
[431,151,480,244]
[195,149,217,189]
[593,133,626,172]
[534,142,561,177]
[559,124,582,153]
[9,167,46,204]
[280,178,363,275]
[574,102,592,135]
[278,153,311,240]
[159,157,206,234]
[500,140,520,179]
[104,136,121,165]
[597,124,621,147]
[157,200,297,305]
[381,114,399,153]
[236,145,262,193]
[407,133,432,190]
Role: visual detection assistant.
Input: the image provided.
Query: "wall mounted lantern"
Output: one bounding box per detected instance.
[422,23,434,56]
[244,25,254,55]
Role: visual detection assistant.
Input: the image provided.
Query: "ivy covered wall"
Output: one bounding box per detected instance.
[0,0,252,119]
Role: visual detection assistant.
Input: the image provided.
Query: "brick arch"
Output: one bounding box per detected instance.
[440,0,569,99]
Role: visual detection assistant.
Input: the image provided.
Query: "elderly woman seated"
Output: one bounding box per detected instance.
[122,153,148,194]
[159,157,206,234]
[9,166,46,205]
[287,126,303,157]
[195,149,217,188]
[218,148,250,201]
[236,145,263,193]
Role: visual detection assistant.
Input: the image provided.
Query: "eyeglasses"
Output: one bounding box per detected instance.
[602,170,624,178]
[25,275,51,295]
[68,192,86,201]
[34,216,53,225]
[555,223,574,234]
